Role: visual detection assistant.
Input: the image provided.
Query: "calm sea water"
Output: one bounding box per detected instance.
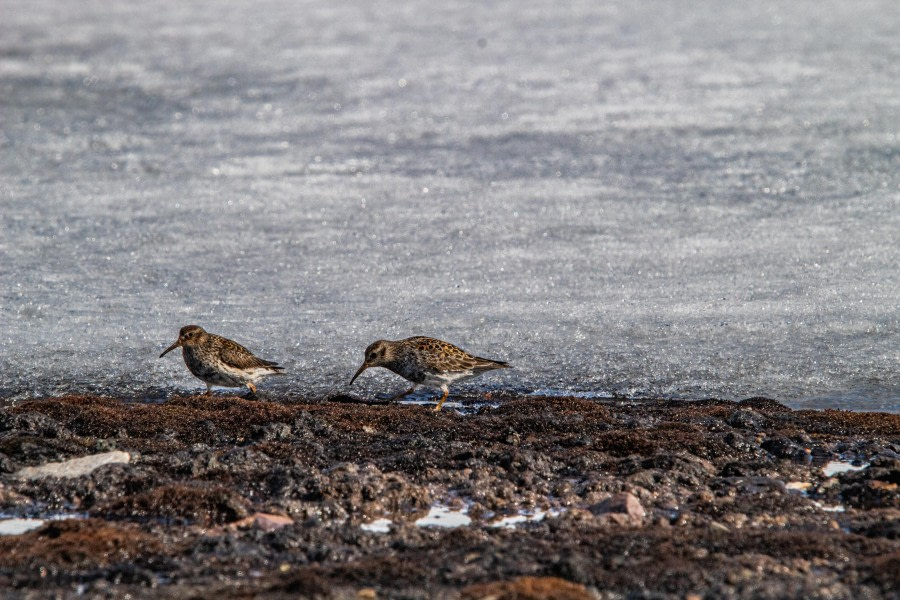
[1,0,898,411]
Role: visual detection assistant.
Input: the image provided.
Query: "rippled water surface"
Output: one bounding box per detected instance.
[1,1,898,410]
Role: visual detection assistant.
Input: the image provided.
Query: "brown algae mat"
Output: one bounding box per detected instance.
[0,394,898,599]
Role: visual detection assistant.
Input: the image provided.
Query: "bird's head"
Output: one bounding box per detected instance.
[349,340,394,385]
[159,325,206,358]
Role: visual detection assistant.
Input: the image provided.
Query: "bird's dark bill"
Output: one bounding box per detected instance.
[159,340,181,358]
[349,364,368,385]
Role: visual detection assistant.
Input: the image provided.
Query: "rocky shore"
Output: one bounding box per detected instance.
[0,394,898,599]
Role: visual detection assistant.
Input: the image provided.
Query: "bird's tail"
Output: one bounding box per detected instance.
[264,360,286,373]
[473,357,511,371]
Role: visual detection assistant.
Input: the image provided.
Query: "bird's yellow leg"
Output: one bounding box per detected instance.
[389,385,417,401]
[433,388,450,412]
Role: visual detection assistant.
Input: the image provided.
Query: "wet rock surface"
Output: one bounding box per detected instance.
[0,394,898,598]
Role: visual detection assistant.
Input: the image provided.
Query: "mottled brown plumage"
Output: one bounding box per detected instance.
[349,336,510,411]
[159,325,284,395]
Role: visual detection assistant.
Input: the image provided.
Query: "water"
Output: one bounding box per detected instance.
[1,1,898,410]
[0,518,46,536]
[821,460,869,478]
[360,517,392,534]
[489,508,564,529]
[360,506,563,532]
[414,505,472,529]
[0,513,87,536]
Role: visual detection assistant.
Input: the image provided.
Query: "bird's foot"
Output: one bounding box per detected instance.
[433,390,450,412]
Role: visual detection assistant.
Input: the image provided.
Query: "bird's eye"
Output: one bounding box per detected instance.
[368,353,376,360]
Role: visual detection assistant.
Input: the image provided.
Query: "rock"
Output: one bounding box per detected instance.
[785,481,812,493]
[590,492,646,525]
[12,451,130,480]
[0,412,67,438]
[2,393,898,598]
[100,483,249,525]
[0,519,162,569]
[252,422,292,441]
[722,512,748,529]
[618,453,714,479]
[761,436,805,460]
[840,458,900,509]
[0,484,28,507]
[738,397,791,412]
[727,409,767,430]
[461,576,595,600]
[549,549,594,585]
[722,431,754,452]
[870,552,900,589]
[849,510,900,539]
[715,476,787,495]
[229,512,294,532]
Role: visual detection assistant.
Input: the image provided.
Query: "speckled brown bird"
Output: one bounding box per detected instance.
[159,325,285,395]
[349,336,510,411]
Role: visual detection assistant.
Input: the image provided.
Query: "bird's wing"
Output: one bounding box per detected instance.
[218,338,284,371]
[471,356,511,371]
[407,337,509,372]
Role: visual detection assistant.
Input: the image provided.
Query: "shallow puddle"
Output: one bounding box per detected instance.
[414,505,472,528]
[360,518,392,533]
[0,518,46,536]
[397,398,463,411]
[360,504,565,533]
[488,508,564,529]
[396,396,500,414]
[529,389,615,400]
[812,501,847,513]
[822,460,869,477]
[0,513,87,536]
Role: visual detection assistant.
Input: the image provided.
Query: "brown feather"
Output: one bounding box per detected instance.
[472,356,510,370]
[213,335,284,372]
[402,336,510,372]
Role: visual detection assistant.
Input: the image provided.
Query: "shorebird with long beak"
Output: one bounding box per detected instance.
[349,336,510,411]
[159,325,285,396]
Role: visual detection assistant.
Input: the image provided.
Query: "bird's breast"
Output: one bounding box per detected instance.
[386,361,425,383]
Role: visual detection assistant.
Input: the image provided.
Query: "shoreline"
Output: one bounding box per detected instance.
[1,393,898,598]
[3,387,899,415]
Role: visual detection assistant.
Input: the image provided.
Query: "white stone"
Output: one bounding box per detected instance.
[13,451,131,480]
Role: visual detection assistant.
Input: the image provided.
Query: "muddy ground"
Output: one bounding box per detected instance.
[0,393,898,599]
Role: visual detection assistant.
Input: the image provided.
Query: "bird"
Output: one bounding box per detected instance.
[159,325,285,396]
[349,336,510,411]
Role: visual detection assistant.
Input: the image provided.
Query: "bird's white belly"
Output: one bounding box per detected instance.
[420,369,476,389]
[213,365,273,385]
[195,365,249,387]
[240,367,278,383]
